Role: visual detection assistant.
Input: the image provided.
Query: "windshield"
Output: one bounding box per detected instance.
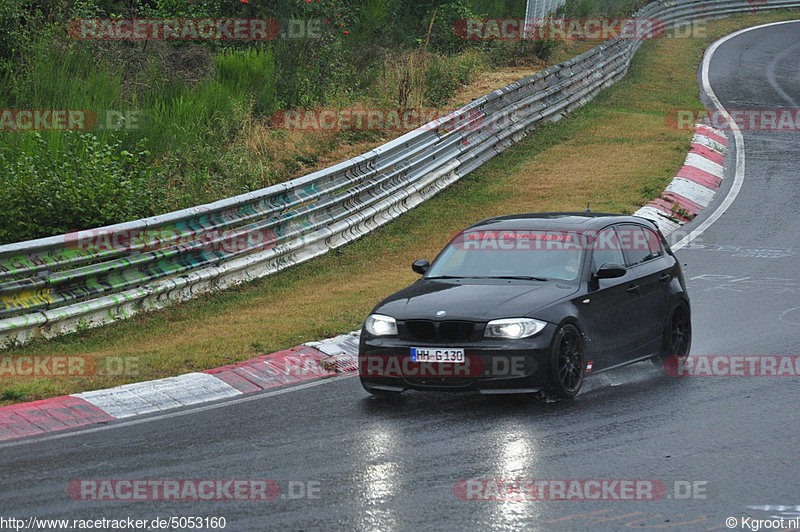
[426,230,586,281]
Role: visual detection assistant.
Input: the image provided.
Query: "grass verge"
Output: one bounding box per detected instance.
[1,11,798,405]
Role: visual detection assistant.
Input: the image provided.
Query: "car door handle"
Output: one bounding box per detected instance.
[627,284,640,294]
[659,273,671,283]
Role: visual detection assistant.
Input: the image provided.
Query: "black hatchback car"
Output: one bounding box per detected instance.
[358,212,691,398]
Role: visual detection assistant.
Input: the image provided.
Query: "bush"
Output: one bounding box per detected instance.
[0,133,155,244]
[215,47,278,115]
[271,6,352,108]
[0,0,31,64]
[531,38,559,61]
[144,0,252,17]
[559,0,599,18]
[423,49,485,107]
[426,0,483,54]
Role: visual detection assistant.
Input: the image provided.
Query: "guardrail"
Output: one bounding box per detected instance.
[1,0,798,347]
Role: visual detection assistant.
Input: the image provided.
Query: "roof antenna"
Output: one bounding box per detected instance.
[584,202,591,213]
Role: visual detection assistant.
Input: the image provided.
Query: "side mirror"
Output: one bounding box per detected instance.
[594,263,626,279]
[412,259,430,275]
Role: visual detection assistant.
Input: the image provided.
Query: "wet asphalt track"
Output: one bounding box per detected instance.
[1,21,799,532]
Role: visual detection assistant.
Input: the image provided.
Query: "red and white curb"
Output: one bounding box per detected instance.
[634,123,728,236]
[0,333,360,442]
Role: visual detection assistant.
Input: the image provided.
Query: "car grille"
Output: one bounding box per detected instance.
[402,320,480,342]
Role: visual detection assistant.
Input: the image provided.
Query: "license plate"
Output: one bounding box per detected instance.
[410,347,465,363]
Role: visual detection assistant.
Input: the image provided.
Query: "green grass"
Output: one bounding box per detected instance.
[0,39,281,243]
[1,10,798,405]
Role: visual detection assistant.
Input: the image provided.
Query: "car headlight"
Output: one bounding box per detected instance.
[364,314,398,336]
[484,318,546,339]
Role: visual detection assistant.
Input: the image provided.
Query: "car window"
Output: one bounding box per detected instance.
[618,224,654,266]
[427,230,585,281]
[591,227,625,271]
[643,226,664,260]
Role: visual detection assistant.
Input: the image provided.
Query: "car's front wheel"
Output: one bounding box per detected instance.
[546,324,586,399]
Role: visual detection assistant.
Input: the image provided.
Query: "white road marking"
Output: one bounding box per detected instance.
[683,152,724,178]
[692,134,727,152]
[665,178,716,207]
[766,40,800,109]
[73,373,242,419]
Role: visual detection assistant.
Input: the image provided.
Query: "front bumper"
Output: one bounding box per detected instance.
[358,324,557,394]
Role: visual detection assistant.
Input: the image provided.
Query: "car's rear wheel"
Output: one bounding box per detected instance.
[654,302,691,369]
[546,324,586,399]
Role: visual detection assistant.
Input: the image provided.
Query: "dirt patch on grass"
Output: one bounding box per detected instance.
[448,65,546,106]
